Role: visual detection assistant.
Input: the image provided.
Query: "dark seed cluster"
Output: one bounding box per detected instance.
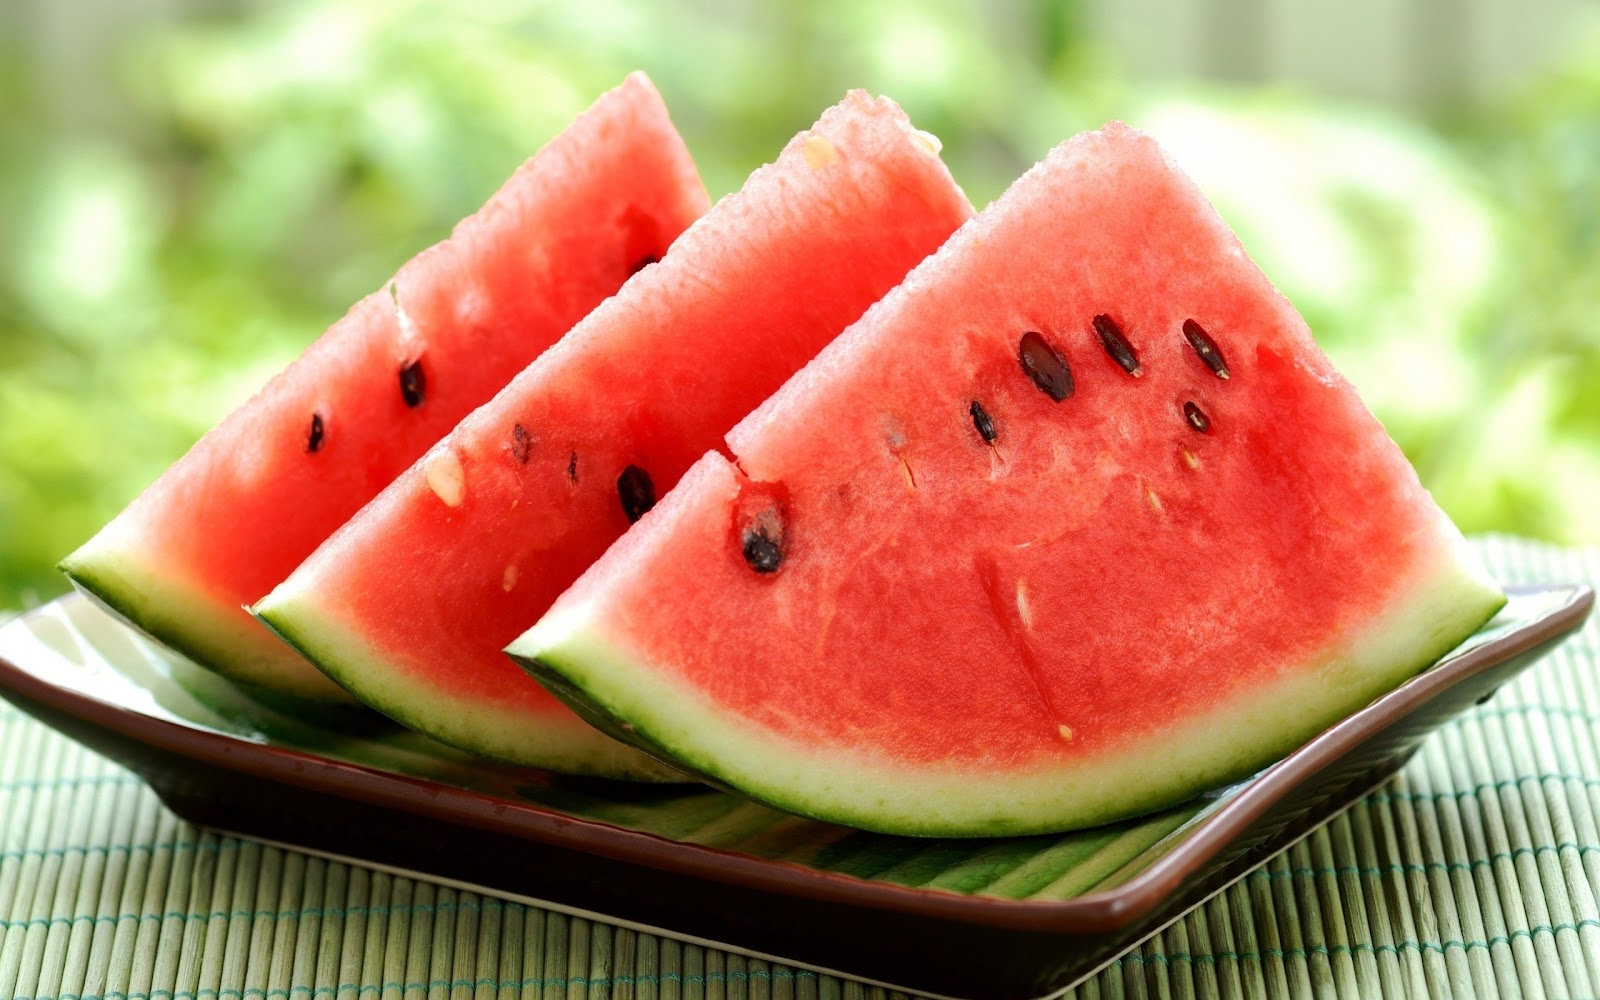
[969,400,997,444]
[306,413,325,453]
[1018,331,1074,401]
[567,450,579,484]
[399,360,427,408]
[630,254,660,275]
[510,423,532,463]
[616,464,656,524]
[996,317,1232,438]
[1092,314,1142,377]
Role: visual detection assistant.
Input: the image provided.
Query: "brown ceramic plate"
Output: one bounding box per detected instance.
[0,584,1590,1000]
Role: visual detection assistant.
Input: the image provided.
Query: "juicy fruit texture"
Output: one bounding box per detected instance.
[511,123,1506,834]
[253,92,974,774]
[60,73,710,703]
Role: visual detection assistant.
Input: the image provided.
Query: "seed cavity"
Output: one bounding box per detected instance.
[1018,331,1074,401]
[400,360,426,408]
[510,423,532,463]
[567,450,579,484]
[1180,447,1201,470]
[1182,319,1230,379]
[802,135,839,170]
[741,517,784,574]
[307,413,325,453]
[969,400,997,444]
[425,449,465,508]
[629,254,658,275]
[1092,314,1142,377]
[616,464,656,524]
[735,489,787,575]
[1184,401,1211,434]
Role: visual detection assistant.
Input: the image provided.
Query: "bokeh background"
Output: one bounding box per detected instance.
[2,0,1599,608]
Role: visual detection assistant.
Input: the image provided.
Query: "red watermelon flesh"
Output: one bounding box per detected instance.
[60,73,709,704]
[252,92,974,775]
[509,122,1506,832]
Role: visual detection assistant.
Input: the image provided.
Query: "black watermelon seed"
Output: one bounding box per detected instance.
[1018,331,1074,401]
[399,360,426,407]
[1182,319,1230,379]
[969,400,997,444]
[567,450,579,484]
[510,423,532,463]
[1184,401,1211,433]
[1092,314,1142,376]
[629,254,659,275]
[307,413,325,453]
[742,525,783,574]
[617,464,656,524]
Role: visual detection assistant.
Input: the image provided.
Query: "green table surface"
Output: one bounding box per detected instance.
[3,535,1599,1000]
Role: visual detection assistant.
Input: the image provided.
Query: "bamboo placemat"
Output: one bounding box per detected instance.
[3,535,1599,1000]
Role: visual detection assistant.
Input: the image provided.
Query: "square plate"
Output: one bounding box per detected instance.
[0,585,1589,1000]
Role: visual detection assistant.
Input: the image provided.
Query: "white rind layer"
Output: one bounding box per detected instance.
[510,525,1503,836]
[61,519,353,704]
[253,577,683,781]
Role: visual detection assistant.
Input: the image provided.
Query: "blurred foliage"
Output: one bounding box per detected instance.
[1,0,1598,607]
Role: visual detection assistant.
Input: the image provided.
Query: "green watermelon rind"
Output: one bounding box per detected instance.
[59,533,355,705]
[509,541,1505,837]
[251,588,687,782]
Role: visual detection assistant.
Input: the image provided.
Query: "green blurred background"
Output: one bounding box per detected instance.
[2,0,1599,608]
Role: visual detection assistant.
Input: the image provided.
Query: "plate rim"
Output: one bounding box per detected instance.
[0,581,1590,936]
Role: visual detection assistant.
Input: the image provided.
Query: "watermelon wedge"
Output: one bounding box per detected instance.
[508,122,1506,834]
[60,73,709,704]
[252,93,974,774]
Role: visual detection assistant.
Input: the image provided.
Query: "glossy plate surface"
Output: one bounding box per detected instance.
[0,585,1590,1000]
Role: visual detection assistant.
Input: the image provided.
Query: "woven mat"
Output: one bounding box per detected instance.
[3,535,1599,1000]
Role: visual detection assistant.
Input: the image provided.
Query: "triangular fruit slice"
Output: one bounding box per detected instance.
[253,93,974,775]
[509,122,1506,832]
[61,73,709,704]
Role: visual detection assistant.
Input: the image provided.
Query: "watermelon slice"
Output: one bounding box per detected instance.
[60,73,709,704]
[252,93,974,773]
[509,122,1507,834]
